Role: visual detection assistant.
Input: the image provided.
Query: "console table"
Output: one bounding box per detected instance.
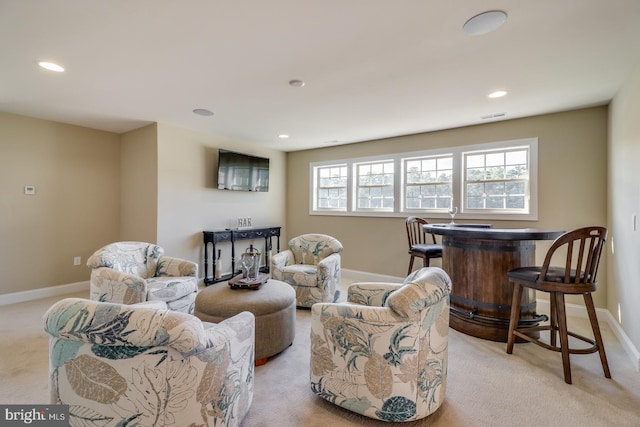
[424,223,564,342]
[203,227,281,285]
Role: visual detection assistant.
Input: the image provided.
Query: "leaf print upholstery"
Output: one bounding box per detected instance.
[44,298,254,427]
[66,355,128,404]
[87,241,198,314]
[310,267,451,422]
[270,234,343,307]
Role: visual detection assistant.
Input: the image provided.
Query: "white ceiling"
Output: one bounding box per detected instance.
[2,1,640,152]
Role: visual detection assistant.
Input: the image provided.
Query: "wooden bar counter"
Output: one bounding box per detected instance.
[424,223,564,342]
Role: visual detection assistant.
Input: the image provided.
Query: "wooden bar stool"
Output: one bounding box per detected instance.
[406,216,443,275]
[505,226,611,384]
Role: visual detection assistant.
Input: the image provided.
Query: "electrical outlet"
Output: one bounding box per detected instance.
[73,256,81,266]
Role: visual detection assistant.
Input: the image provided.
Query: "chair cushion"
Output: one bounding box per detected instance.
[508,266,583,283]
[410,243,443,256]
[147,276,198,301]
[277,264,318,287]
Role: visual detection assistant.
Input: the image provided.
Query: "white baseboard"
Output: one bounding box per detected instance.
[0,281,89,306]
[537,299,640,372]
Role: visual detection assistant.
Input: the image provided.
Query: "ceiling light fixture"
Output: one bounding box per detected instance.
[463,10,507,35]
[278,134,289,139]
[289,79,305,88]
[37,61,65,72]
[193,109,214,116]
[488,90,508,98]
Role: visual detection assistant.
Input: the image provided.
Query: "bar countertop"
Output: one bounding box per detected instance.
[424,223,564,241]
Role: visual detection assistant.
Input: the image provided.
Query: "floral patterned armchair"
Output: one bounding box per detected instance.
[44,298,254,427]
[310,267,451,422]
[87,241,198,314]
[270,234,343,308]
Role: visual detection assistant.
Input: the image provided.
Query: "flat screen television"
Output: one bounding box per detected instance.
[217,149,270,192]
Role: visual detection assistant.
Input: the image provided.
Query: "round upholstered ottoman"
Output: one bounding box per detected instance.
[194,279,296,365]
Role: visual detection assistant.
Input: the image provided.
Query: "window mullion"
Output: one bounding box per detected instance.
[347,160,354,212]
[452,151,463,212]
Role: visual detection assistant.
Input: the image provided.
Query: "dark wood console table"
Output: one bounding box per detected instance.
[424,223,564,342]
[203,227,281,285]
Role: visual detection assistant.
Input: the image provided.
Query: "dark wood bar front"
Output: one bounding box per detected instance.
[424,224,564,342]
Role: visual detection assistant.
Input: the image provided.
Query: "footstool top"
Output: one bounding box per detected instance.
[196,279,295,318]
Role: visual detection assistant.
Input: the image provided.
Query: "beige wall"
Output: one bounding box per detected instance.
[155,123,287,279]
[608,64,640,349]
[286,107,609,306]
[0,114,286,295]
[120,124,158,242]
[0,112,120,293]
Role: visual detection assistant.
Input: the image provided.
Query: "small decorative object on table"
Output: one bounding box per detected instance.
[448,206,458,224]
[241,244,261,279]
[228,272,269,290]
[215,249,222,280]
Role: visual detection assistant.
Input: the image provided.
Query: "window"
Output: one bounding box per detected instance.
[404,155,453,210]
[356,160,394,210]
[464,148,529,211]
[310,138,537,220]
[315,165,347,210]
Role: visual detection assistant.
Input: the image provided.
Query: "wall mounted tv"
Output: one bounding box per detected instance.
[217,149,270,192]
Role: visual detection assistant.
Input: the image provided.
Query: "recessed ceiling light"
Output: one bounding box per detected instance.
[488,90,508,98]
[278,134,289,139]
[193,109,214,116]
[463,11,507,35]
[37,61,65,72]
[289,80,305,88]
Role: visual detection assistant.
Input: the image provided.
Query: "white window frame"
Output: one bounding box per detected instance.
[403,153,454,211]
[354,159,395,212]
[309,137,538,221]
[313,164,348,211]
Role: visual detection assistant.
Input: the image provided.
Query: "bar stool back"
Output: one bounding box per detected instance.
[406,216,443,274]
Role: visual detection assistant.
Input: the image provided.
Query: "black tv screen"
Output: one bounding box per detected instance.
[217,149,270,192]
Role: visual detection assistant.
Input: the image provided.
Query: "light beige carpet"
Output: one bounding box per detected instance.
[1,274,639,427]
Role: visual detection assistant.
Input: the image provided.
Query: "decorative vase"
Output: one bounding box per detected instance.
[215,249,222,279]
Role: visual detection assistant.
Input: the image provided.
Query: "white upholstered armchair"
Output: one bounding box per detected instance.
[44,298,254,427]
[270,234,343,308]
[310,267,451,422]
[87,241,198,314]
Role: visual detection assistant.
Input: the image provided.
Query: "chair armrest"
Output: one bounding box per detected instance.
[271,250,294,269]
[157,256,198,277]
[198,311,255,363]
[347,282,403,306]
[89,267,147,305]
[317,252,339,268]
[316,253,340,280]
